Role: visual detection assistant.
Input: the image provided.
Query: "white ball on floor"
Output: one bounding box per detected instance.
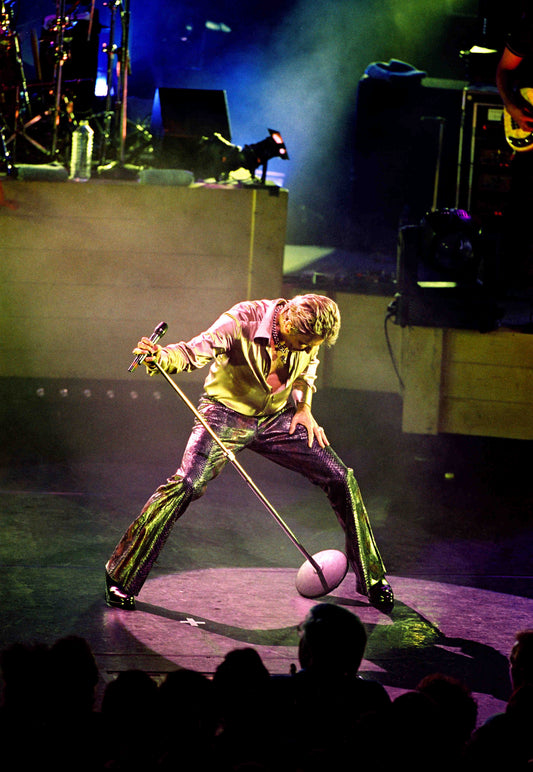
[295,549,348,598]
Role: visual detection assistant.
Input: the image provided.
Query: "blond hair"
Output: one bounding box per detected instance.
[283,294,340,346]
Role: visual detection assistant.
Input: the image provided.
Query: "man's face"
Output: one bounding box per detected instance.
[279,316,324,353]
[284,331,324,353]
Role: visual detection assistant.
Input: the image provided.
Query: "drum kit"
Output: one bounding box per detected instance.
[0,0,151,176]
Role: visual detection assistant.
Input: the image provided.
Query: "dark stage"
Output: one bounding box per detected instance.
[1,377,531,726]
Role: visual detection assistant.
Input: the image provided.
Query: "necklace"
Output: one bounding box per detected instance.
[271,303,289,364]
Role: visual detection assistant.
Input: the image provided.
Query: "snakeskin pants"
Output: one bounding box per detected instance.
[106,397,387,596]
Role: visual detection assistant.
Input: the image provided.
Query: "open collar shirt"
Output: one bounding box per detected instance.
[157,298,320,416]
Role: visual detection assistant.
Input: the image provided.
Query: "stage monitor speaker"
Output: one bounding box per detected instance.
[393,223,503,332]
[150,87,232,172]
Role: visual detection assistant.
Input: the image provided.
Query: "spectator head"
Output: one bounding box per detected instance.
[509,629,533,689]
[417,672,478,745]
[298,603,367,676]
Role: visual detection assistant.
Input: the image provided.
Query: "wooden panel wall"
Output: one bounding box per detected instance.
[400,326,533,440]
[439,329,533,439]
[0,180,287,382]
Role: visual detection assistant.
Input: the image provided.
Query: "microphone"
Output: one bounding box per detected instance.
[128,321,168,372]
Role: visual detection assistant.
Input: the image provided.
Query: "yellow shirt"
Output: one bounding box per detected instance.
[156,298,320,416]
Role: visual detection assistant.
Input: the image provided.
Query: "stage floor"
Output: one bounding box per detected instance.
[0,385,531,726]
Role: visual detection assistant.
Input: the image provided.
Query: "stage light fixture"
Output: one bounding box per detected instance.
[197,128,289,183]
[240,129,289,182]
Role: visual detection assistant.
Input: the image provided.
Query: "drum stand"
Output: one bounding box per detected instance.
[3,0,73,165]
[2,0,50,165]
[97,0,120,166]
[0,115,16,175]
[117,0,130,166]
[49,0,69,158]
[98,0,137,177]
[5,88,50,161]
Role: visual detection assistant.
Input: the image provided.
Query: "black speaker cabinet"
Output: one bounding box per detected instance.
[351,76,464,252]
[150,87,232,171]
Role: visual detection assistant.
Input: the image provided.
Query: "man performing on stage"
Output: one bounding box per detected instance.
[104,294,394,613]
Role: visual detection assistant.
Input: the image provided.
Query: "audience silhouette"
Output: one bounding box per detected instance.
[271,603,391,771]
[154,667,218,771]
[380,673,478,772]
[213,647,276,771]
[100,669,159,770]
[1,619,531,772]
[463,628,533,771]
[0,641,51,771]
[417,672,478,770]
[0,635,106,772]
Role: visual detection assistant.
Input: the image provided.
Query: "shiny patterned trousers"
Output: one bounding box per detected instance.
[106,398,387,597]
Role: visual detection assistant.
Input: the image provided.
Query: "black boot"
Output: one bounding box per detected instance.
[105,572,136,610]
[368,580,394,613]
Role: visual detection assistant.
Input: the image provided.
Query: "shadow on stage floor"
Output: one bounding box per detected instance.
[0,382,531,725]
